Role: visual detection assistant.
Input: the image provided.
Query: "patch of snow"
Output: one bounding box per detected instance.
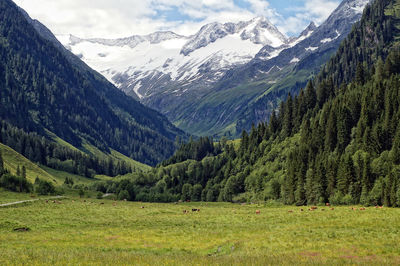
[133,81,143,99]
[291,30,314,46]
[305,46,319,51]
[290,57,300,63]
[320,38,332,43]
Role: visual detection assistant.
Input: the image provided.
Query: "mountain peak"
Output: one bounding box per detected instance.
[299,21,317,38]
[180,16,287,56]
[241,16,287,46]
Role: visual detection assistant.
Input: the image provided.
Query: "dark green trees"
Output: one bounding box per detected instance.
[0,0,185,167]
[91,0,400,206]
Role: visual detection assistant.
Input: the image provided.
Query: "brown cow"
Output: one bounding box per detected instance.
[288,210,293,213]
[330,208,334,210]
[255,210,261,215]
[325,203,331,206]
[360,207,366,211]
[311,206,318,210]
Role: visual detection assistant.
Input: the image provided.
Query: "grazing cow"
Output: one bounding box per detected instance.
[100,202,104,205]
[360,207,366,211]
[255,210,261,215]
[183,210,188,214]
[141,206,145,209]
[331,208,334,210]
[288,210,293,213]
[325,203,331,207]
[311,206,318,210]
[192,208,199,212]
[300,209,304,212]
[52,200,56,203]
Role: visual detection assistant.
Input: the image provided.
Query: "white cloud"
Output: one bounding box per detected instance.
[279,0,340,35]
[12,0,340,39]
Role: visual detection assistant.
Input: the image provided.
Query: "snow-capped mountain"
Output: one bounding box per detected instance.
[217,0,373,136]
[58,16,289,100]
[58,0,371,137]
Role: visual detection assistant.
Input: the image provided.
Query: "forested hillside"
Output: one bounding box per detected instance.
[94,0,400,206]
[0,0,185,168]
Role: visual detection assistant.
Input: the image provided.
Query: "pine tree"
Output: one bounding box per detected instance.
[0,151,4,174]
[21,165,26,179]
[16,165,21,177]
[282,94,293,138]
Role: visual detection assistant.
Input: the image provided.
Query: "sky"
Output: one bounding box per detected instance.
[13,0,341,39]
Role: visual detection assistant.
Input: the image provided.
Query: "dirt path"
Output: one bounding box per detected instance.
[0,196,65,207]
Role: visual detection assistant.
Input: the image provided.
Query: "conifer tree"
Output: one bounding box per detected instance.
[0,151,4,174]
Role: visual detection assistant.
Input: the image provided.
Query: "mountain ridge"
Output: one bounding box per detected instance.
[58,0,371,138]
[0,0,186,166]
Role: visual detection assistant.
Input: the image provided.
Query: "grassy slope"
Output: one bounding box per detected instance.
[81,142,151,172]
[0,143,57,184]
[0,143,106,186]
[39,166,98,185]
[0,199,399,265]
[48,128,151,172]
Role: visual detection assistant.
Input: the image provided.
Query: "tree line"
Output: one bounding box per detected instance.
[92,0,400,206]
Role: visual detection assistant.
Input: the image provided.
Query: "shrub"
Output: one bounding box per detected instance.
[36,180,55,195]
[118,190,129,201]
[0,174,32,192]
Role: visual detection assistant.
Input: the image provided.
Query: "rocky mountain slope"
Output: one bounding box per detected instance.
[60,0,371,137]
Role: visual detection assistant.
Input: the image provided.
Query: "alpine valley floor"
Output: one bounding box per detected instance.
[0,192,399,265]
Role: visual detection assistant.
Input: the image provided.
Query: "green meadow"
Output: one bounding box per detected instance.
[0,192,400,265]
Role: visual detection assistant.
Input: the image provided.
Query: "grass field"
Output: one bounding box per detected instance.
[1,193,399,265]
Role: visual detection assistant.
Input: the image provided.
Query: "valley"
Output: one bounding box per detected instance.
[1,0,400,264]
